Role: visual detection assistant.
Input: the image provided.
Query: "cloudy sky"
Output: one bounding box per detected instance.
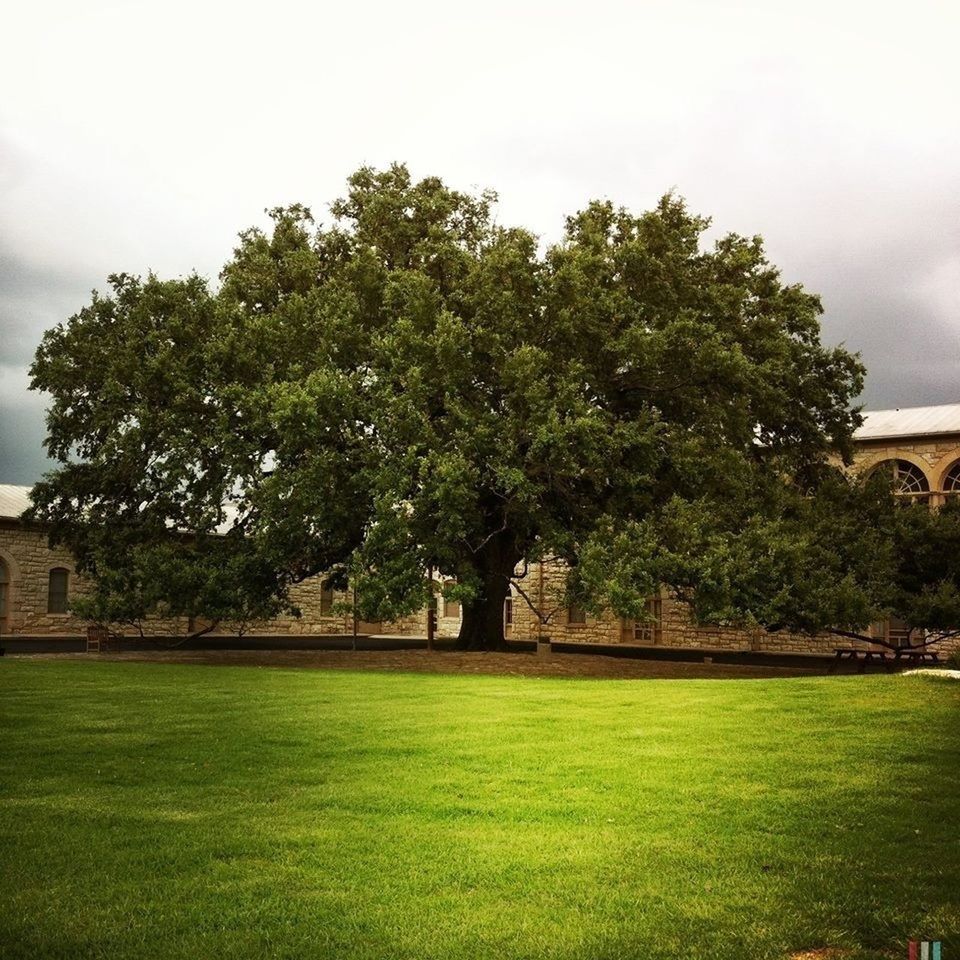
[2,0,958,484]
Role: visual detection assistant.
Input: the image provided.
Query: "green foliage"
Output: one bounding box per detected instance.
[577,464,960,648]
[885,495,960,641]
[30,163,871,646]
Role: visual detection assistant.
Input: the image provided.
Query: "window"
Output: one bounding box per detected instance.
[870,617,915,648]
[567,604,587,625]
[443,597,460,618]
[47,568,69,614]
[943,461,960,494]
[504,597,513,626]
[872,459,929,500]
[0,558,8,624]
[632,596,662,644]
[320,580,334,616]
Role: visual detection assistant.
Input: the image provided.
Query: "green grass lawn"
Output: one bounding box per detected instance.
[1,661,958,960]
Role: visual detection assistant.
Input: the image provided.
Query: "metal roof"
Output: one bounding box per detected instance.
[0,484,32,520]
[854,403,960,441]
[0,482,241,534]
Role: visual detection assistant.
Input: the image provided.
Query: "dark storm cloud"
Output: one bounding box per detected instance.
[0,364,51,484]
[789,196,960,408]
[0,242,97,483]
[0,246,92,365]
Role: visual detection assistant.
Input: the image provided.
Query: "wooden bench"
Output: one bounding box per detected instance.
[86,626,122,653]
[829,648,892,673]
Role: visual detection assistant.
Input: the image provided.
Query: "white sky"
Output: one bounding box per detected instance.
[2,0,959,482]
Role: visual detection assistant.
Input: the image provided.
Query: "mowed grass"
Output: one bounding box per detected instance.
[1,661,959,960]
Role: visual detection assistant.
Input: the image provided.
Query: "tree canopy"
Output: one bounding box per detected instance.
[31,162,932,650]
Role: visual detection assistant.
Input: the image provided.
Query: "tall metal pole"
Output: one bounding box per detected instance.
[426,565,435,653]
[537,561,545,644]
[351,585,358,653]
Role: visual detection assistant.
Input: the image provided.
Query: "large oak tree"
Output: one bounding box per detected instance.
[30,164,874,649]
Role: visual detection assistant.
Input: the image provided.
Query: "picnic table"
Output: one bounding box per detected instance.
[829,648,892,673]
[830,646,940,672]
[892,647,940,666]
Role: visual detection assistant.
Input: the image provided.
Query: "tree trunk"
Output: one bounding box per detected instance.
[456,534,519,651]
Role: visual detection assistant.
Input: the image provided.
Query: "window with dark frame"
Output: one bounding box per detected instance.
[0,558,8,623]
[320,580,334,616]
[870,617,915,648]
[504,597,513,626]
[632,596,662,643]
[567,604,586,625]
[943,460,960,494]
[47,567,69,614]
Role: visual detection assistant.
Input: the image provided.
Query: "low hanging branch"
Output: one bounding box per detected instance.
[508,554,571,631]
[826,626,960,653]
[162,618,222,649]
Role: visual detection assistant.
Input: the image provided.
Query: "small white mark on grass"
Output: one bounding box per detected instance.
[903,669,960,679]
[788,950,855,960]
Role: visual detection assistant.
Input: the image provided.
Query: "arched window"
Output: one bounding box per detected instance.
[943,460,960,494]
[47,568,69,614]
[0,558,8,626]
[872,460,929,499]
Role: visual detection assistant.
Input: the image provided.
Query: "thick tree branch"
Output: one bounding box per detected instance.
[164,618,222,648]
[825,626,958,652]
[509,577,564,627]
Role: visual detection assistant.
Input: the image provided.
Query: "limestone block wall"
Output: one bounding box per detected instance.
[850,435,960,499]
[393,610,431,636]
[0,522,209,638]
[191,578,428,638]
[269,578,352,635]
[6,458,960,657]
[504,559,759,649]
[0,522,92,636]
[0,523,430,641]
[503,558,960,657]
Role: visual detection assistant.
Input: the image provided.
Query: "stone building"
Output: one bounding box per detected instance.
[3,402,960,656]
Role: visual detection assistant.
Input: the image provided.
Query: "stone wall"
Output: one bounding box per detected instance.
[0,521,430,641]
[501,558,876,655]
[852,435,960,501]
[500,556,960,656]
[0,521,92,636]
